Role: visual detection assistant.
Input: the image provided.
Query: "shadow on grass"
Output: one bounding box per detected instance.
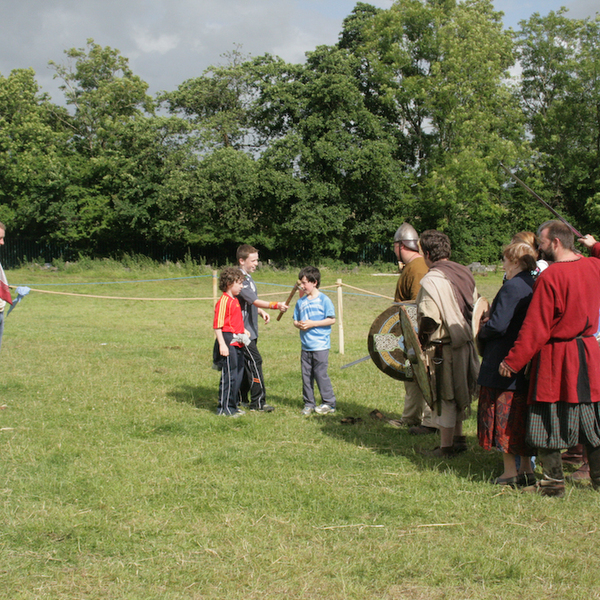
[167,383,296,414]
[315,397,501,484]
[168,384,216,411]
[166,384,501,483]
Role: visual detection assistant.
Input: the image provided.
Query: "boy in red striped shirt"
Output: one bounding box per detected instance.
[213,268,250,416]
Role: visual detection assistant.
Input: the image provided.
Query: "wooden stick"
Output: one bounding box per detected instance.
[337,278,345,355]
[499,162,583,238]
[277,281,300,321]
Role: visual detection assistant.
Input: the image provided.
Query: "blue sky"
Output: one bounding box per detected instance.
[0,0,597,103]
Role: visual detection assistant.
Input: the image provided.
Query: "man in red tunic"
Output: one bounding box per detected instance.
[500,220,600,496]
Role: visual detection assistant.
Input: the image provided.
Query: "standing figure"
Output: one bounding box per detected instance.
[392,223,437,435]
[293,266,337,415]
[500,220,600,496]
[236,245,288,412]
[213,268,248,417]
[477,242,536,486]
[416,230,480,457]
[0,223,9,352]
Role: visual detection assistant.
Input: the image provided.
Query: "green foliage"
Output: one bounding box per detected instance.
[0,68,70,234]
[515,10,600,234]
[364,0,527,261]
[3,5,600,262]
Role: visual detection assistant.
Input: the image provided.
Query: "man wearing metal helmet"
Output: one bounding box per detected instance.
[393,223,437,434]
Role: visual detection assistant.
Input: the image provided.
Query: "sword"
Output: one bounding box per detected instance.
[499,162,583,238]
[277,280,300,321]
[341,355,371,369]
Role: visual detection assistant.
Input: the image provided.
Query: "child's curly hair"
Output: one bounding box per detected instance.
[219,267,244,292]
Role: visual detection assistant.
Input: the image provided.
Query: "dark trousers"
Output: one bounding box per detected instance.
[301,349,336,408]
[217,333,244,415]
[239,339,266,409]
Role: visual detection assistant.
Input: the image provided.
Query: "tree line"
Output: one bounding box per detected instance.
[1,0,599,264]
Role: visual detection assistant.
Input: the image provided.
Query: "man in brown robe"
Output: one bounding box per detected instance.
[416,230,480,457]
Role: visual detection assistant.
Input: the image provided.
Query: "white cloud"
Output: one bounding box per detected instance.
[132,28,180,55]
[1,0,595,106]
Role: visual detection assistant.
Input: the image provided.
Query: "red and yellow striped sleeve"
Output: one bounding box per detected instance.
[213,295,229,329]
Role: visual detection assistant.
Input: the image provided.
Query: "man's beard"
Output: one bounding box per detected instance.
[540,246,556,262]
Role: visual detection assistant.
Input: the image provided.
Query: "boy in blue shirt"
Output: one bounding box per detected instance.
[293,266,337,415]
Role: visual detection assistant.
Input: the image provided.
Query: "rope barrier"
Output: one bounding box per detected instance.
[334,282,394,301]
[12,274,213,287]
[10,280,394,302]
[12,285,295,301]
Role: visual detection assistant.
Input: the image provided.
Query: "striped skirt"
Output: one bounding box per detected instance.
[527,402,600,449]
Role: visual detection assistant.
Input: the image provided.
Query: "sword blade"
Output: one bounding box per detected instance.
[341,355,371,369]
[499,162,583,238]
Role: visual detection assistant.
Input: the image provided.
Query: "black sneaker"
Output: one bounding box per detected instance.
[249,404,275,412]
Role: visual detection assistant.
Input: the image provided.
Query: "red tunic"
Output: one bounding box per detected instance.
[213,293,244,346]
[503,257,600,404]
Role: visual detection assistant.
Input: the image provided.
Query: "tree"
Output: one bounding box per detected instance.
[516,11,600,232]
[161,47,257,151]
[0,68,69,235]
[364,0,527,261]
[248,45,408,259]
[43,40,194,251]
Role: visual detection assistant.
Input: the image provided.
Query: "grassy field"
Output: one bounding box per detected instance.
[1,260,599,599]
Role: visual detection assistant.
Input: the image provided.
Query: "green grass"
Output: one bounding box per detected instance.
[1,263,599,599]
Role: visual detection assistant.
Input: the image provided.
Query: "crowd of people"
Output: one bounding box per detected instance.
[393,220,600,497]
[211,221,600,497]
[3,215,600,498]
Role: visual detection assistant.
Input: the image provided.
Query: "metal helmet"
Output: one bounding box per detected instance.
[394,223,419,252]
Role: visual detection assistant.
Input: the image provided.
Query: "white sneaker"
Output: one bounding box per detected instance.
[315,404,336,415]
[301,406,315,416]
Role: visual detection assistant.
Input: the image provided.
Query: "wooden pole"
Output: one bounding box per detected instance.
[337,278,344,355]
[212,270,218,305]
[277,280,300,321]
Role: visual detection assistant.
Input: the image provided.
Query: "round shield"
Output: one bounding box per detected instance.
[400,306,434,408]
[367,303,417,381]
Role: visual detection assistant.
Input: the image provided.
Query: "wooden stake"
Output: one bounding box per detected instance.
[337,278,344,355]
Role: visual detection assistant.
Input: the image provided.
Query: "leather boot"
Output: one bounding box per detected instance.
[420,446,455,458]
[567,446,590,481]
[523,449,565,497]
[561,444,584,465]
[452,435,467,454]
[586,444,600,490]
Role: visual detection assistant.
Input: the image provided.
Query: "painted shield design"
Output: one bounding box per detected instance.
[367,303,417,382]
[399,306,434,408]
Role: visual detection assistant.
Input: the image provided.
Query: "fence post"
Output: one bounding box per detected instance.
[213,270,218,305]
[337,278,344,355]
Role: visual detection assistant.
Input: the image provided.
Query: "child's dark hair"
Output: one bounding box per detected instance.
[219,267,244,292]
[298,266,321,288]
[236,244,258,262]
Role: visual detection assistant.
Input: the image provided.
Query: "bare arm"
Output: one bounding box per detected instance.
[253,298,288,313]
